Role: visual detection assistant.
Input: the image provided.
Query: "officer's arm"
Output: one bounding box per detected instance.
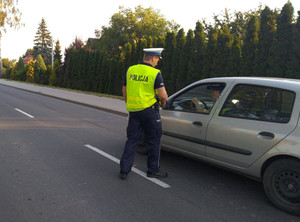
[157,87,168,106]
[122,86,127,102]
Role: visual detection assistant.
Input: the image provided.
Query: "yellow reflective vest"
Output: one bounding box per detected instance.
[126,64,159,112]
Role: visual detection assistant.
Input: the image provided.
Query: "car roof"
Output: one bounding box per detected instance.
[191,77,300,92]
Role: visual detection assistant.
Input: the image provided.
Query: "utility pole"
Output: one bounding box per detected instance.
[0,33,2,78]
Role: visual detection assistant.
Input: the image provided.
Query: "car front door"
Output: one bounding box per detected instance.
[206,84,297,168]
[161,83,225,158]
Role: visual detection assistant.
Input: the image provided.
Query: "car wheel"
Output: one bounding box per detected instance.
[136,144,148,154]
[137,131,148,155]
[263,158,300,216]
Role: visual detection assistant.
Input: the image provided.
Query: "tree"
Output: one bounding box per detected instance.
[93,5,179,54]
[217,24,234,76]
[15,56,26,80]
[24,48,34,57]
[54,40,62,65]
[2,57,14,78]
[204,26,219,77]
[2,57,13,72]
[26,58,34,82]
[52,40,63,84]
[268,2,294,77]
[61,37,84,86]
[33,18,52,65]
[287,11,300,77]
[49,63,56,86]
[0,0,22,76]
[189,21,206,82]
[172,28,185,92]
[229,36,242,76]
[242,15,259,75]
[24,2,298,97]
[34,54,47,84]
[254,6,277,75]
[179,29,193,88]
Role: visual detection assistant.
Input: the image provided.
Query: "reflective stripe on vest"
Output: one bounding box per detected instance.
[126,64,159,112]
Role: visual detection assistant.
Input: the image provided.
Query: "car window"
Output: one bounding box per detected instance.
[220,84,295,123]
[169,83,225,113]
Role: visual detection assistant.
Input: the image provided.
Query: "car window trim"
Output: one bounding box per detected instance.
[219,83,296,124]
[164,82,226,113]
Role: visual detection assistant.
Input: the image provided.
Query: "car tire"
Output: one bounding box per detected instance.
[136,131,148,155]
[136,144,148,155]
[263,158,300,216]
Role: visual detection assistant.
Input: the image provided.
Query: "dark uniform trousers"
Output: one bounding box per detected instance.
[120,104,162,174]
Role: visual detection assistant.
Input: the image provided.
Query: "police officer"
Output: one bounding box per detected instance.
[120,48,168,179]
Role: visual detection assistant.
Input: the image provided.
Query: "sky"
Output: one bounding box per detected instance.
[1,0,300,60]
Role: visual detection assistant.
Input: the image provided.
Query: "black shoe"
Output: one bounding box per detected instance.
[147,170,168,178]
[119,172,128,180]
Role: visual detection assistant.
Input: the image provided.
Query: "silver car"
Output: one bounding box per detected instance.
[160,77,300,216]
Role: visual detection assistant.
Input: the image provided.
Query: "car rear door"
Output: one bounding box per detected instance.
[205,83,298,168]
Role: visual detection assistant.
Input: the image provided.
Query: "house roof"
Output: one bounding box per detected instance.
[23,55,34,64]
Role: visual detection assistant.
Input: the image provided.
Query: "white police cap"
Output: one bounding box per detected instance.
[143,48,164,57]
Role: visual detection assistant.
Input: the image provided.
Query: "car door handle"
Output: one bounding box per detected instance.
[258,131,275,139]
[192,121,203,127]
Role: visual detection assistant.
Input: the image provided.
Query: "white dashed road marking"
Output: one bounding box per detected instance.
[84,144,171,188]
[15,108,34,118]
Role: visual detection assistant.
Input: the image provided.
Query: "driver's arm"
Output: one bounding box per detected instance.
[191,98,208,113]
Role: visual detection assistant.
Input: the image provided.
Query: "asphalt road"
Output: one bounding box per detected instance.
[0,85,299,222]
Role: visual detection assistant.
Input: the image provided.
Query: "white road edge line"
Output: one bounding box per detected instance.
[15,108,34,118]
[84,144,171,189]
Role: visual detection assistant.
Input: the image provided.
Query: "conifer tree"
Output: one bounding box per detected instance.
[49,59,60,86]
[81,50,90,90]
[34,54,47,84]
[242,15,259,75]
[33,18,52,65]
[50,3,300,96]
[172,28,185,92]
[15,57,26,80]
[268,2,294,77]
[53,40,63,85]
[88,52,99,91]
[229,36,242,76]
[97,53,107,93]
[148,36,154,48]
[107,57,117,94]
[161,32,175,92]
[254,6,277,76]
[114,55,124,96]
[124,42,133,69]
[287,11,300,77]
[130,40,138,67]
[136,38,147,63]
[204,26,219,77]
[217,24,234,76]
[180,29,193,87]
[26,59,35,83]
[54,40,62,66]
[190,21,206,81]
[156,36,165,48]
[63,48,72,87]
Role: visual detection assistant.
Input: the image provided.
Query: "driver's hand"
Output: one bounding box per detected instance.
[191,97,199,103]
